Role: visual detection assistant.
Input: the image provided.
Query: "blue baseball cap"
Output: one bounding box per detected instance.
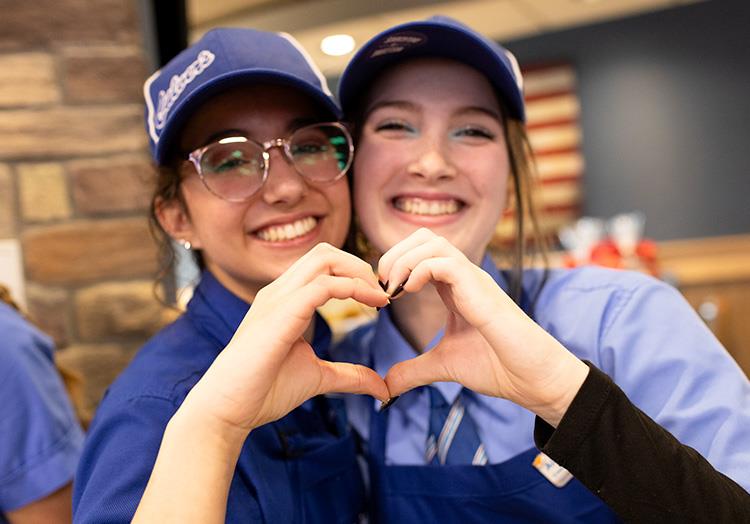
[144,27,340,164]
[338,16,525,122]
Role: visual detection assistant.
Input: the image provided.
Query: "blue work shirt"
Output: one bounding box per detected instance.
[0,302,84,520]
[74,270,366,523]
[332,254,750,491]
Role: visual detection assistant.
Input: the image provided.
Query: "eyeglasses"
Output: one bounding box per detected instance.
[186,122,354,202]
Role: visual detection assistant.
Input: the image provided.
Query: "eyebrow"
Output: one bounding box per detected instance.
[365,99,502,123]
[458,106,503,122]
[364,99,418,118]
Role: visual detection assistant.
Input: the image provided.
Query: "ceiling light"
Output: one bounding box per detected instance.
[321,34,355,57]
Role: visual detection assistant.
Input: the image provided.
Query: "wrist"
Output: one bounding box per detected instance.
[170,388,252,453]
[533,356,590,428]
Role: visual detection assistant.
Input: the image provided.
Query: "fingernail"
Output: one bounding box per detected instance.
[377,297,391,310]
[378,279,389,292]
[379,396,400,412]
[389,277,408,299]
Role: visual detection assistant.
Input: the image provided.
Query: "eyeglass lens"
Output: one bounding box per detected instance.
[199,123,351,201]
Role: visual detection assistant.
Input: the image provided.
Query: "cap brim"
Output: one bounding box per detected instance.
[154,70,342,165]
[339,20,525,121]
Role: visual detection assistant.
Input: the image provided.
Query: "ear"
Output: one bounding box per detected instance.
[155,196,202,250]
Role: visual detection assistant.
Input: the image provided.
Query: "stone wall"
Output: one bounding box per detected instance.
[1,1,176,419]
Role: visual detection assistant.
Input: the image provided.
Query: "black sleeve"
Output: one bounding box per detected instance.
[534,362,750,524]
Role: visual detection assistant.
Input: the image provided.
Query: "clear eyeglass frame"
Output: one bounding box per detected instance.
[185,121,354,202]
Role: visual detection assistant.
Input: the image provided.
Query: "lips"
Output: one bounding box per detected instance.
[254,216,318,242]
[392,196,464,216]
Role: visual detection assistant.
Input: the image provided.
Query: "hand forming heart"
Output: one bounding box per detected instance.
[375,228,589,427]
[187,242,390,435]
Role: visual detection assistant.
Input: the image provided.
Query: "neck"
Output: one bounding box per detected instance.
[205,265,316,342]
[390,285,446,353]
[205,263,260,305]
[387,251,492,352]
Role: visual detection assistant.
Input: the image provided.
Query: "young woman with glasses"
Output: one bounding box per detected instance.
[73,27,388,523]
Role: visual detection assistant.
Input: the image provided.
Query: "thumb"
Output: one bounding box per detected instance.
[384,348,451,397]
[317,361,389,402]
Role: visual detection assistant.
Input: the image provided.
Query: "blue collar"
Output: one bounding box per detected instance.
[371,254,507,405]
[186,270,331,356]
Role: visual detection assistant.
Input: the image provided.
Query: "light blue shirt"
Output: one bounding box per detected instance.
[331,254,750,490]
[0,302,84,517]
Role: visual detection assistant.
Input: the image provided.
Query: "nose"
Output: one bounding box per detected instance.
[407,140,457,182]
[260,146,308,207]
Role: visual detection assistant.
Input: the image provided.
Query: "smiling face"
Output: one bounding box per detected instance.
[353,58,510,265]
[158,84,351,302]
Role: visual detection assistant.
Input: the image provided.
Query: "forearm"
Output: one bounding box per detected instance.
[133,400,249,524]
[535,362,750,523]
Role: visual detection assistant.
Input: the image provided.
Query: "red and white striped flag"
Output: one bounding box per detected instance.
[494,62,583,247]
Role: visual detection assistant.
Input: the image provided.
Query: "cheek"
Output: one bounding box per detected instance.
[469,151,510,205]
[329,179,352,226]
[352,167,379,233]
[182,185,243,235]
[353,146,378,199]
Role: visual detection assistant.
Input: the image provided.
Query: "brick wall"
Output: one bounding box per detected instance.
[1,1,177,416]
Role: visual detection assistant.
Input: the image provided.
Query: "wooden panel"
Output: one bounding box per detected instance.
[679,282,750,378]
[659,234,750,286]
[658,234,750,377]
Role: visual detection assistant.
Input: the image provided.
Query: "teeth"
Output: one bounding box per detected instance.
[394,197,460,216]
[256,217,317,242]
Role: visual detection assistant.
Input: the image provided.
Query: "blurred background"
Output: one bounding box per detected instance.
[1,0,748,419]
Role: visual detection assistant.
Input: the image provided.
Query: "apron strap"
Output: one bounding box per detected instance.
[369,400,390,465]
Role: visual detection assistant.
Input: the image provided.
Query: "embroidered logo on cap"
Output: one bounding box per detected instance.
[369,32,426,59]
[154,50,216,131]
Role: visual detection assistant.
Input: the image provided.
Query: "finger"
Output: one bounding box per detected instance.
[317,361,389,401]
[250,275,388,350]
[296,275,389,315]
[383,236,466,297]
[395,256,456,296]
[405,255,471,291]
[384,349,453,397]
[280,242,382,291]
[407,257,510,328]
[377,228,437,292]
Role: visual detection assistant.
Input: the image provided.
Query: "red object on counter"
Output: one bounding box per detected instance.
[563,238,660,276]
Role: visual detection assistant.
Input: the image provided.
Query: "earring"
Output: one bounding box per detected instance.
[179,239,191,250]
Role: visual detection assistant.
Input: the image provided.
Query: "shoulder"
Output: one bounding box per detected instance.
[330,320,376,366]
[532,266,679,324]
[526,266,692,358]
[0,302,55,370]
[98,312,219,410]
[75,316,212,516]
[0,305,84,512]
[537,265,666,296]
[0,302,68,412]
